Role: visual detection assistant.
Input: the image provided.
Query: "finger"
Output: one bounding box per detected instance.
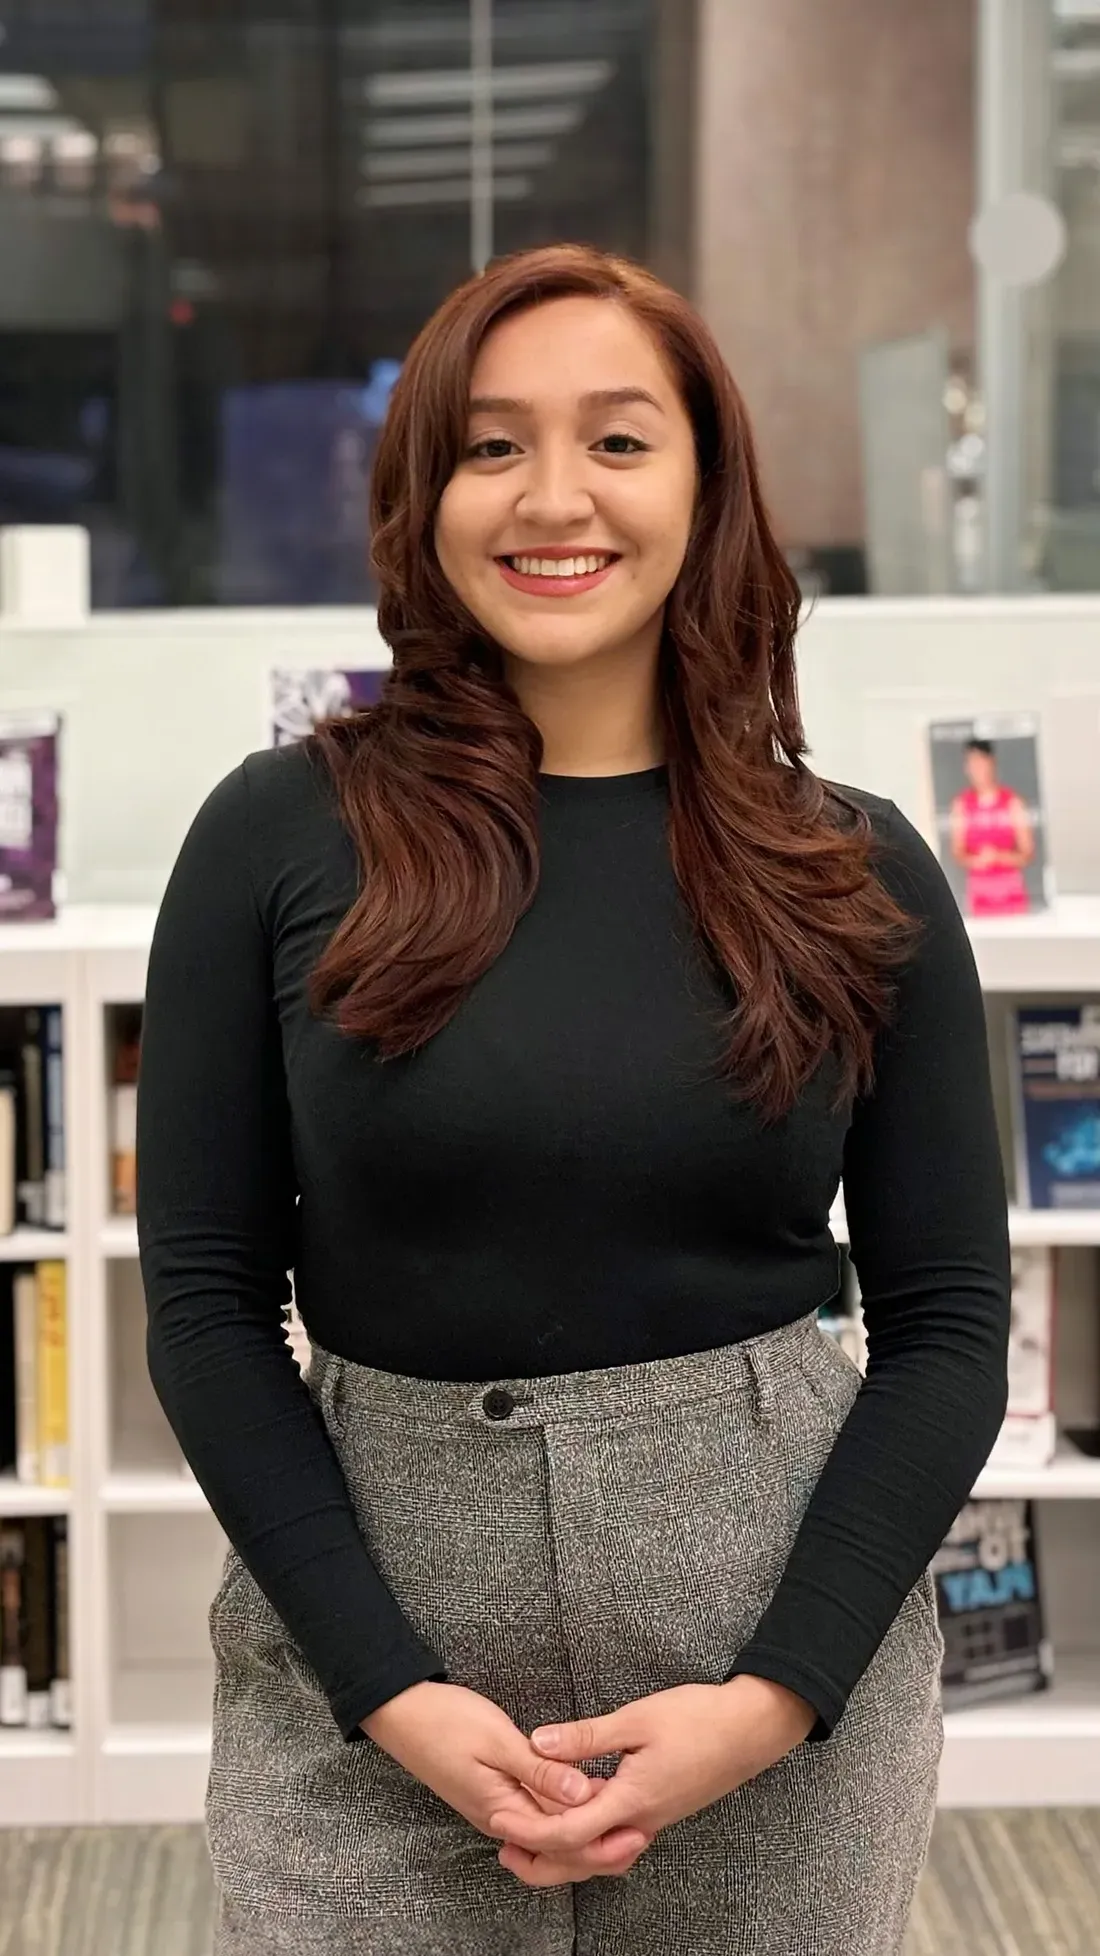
[502,1748,594,1813]
[500,1829,650,1888]
[530,1714,628,1763]
[489,1777,642,1856]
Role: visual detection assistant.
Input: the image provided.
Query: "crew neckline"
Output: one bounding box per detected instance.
[537,762,669,801]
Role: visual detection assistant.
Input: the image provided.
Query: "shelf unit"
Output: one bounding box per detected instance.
[0,900,1099,1824]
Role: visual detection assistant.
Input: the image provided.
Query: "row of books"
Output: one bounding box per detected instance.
[0,1516,70,1729]
[0,1263,69,1487]
[0,1006,65,1235]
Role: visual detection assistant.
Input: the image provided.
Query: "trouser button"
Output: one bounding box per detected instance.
[482,1387,515,1420]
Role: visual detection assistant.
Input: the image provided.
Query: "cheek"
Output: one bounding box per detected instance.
[434,490,484,590]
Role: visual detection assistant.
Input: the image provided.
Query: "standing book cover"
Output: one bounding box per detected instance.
[925,713,1049,917]
[1010,1002,1100,1209]
[0,711,61,921]
[269,669,387,748]
[932,1497,1051,1708]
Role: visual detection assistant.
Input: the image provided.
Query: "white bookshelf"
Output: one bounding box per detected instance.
[0,901,1098,1824]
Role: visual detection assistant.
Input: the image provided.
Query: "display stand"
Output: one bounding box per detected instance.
[0,899,1099,1824]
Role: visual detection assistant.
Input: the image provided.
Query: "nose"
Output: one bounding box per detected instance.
[514,442,595,530]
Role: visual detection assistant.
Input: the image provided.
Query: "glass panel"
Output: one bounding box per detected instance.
[486,0,651,265]
[0,1,474,608]
[1046,0,1100,589]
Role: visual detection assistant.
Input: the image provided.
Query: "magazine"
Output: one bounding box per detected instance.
[925,713,1049,917]
[269,668,387,748]
[1009,1002,1100,1209]
[0,711,60,921]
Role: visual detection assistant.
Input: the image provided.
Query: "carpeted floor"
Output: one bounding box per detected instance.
[1,1812,1098,1955]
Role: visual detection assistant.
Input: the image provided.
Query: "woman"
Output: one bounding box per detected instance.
[949,736,1035,916]
[136,245,1011,1955]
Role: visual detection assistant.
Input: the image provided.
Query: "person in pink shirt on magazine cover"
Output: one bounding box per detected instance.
[949,738,1036,917]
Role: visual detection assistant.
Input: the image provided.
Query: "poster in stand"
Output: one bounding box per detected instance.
[0,711,61,922]
[268,669,387,748]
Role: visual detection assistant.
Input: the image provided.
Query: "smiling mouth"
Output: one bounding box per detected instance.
[498,552,619,578]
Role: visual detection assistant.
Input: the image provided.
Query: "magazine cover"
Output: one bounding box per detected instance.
[0,711,60,921]
[932,1497,1051,1709]
[269,668,387,748]
[925,713,1049,917]
[1009,1002,1100,1209]
[986,1245,1057,1468]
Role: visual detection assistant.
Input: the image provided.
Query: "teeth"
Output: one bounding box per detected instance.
[509,554,611,577]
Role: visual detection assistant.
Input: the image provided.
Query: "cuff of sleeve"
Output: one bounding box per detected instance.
[332,1649,449,1743]
[723,1646,845,1742]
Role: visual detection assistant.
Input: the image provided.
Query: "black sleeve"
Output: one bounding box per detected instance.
[136,760,447,1739]
[725,799,1012,1735]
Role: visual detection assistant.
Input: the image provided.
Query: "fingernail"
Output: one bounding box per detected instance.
[533,1727,561,1752]
[562,1773,589,1803]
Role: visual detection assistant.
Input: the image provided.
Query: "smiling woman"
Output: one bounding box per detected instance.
[138,241,1011,1956]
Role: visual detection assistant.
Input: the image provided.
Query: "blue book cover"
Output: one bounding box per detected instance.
[1010,1002,1100,1209]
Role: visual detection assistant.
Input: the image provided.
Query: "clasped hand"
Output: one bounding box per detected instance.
[492,1677,815,1887]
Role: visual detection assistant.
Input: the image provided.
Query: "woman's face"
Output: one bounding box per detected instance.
[434,295,698,674]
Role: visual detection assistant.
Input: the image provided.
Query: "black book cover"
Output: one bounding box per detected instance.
[0,1275,14,1474]
[932,1497,1050,1709]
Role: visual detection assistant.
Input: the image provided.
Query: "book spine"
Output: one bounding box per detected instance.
[36,1261,68,1488]
[49,1515,71,1728]
[111,1081,137,1217]
[18,1011,44,1229]
[13,1267,39,1484]
[0,1078,15,1238]
[21,1515,51,1728]
[42,1007,65,1231]
[0,1521,27,1726]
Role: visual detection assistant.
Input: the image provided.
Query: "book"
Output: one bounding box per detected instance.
[21,1515,51,1728]
[41,1007,65,1229]
[0,1521,27,1725]
[13,1268,37,1483]
[18,1007,45,1228]
[0,1278,13,1474]
[1009,1002,1100,1209]
[50,1515,70,1728]
[0,1066,15,1237]
[36,1261,68,1488]
[109,1006,142,1216]
[924,713,1050,917]
[932,1497,1051,1708]
[0,711,61,921]
[986,1245,1058,1469]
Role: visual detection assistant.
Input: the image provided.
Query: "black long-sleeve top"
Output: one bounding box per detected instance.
[137,743,1011,1742]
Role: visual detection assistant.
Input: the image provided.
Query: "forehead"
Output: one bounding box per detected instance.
[469,295,674,401]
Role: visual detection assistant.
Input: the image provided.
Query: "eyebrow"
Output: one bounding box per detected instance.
[467,387,666,417]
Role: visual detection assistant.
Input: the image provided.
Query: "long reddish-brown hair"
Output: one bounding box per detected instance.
[307,243,923,1122]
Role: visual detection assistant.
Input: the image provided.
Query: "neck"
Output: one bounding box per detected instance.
[502,621,665,778]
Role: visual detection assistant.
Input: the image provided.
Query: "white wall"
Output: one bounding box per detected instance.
[0,591,1098,905]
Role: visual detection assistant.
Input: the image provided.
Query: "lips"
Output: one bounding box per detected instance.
[499,552,618,579]
[495,550,621,598]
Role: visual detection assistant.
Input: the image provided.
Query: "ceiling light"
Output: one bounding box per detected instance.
[367,104,582,145]
[357,173,532,210]
[0,74,59,111]
[0,113,83,140]
[364,60,612,109]
[363,142,552,180]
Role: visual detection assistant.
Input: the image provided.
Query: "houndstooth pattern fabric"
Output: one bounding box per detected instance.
[207,1313,944,1953]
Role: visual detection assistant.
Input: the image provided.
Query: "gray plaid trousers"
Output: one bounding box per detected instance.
[208,1313,944,1953]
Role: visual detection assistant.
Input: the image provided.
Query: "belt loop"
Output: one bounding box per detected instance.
[745,1337,775,1428]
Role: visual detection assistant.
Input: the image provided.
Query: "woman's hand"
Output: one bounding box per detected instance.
[361,1680,650,1880]
[492,1677,817,1889]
